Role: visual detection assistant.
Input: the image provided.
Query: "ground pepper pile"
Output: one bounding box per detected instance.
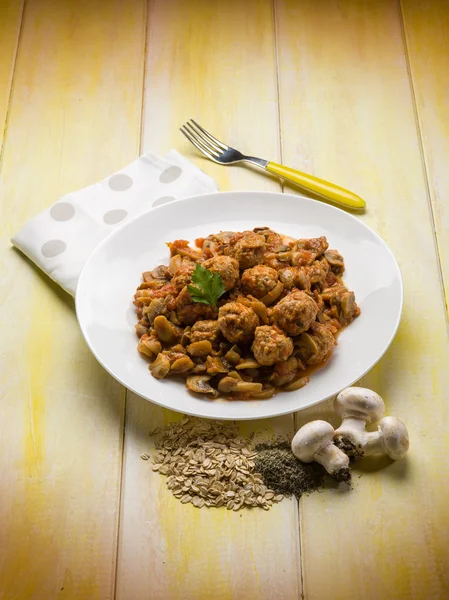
[254,441,325,499]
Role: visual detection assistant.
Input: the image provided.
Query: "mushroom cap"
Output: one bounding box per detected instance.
[378,416,409,460]
[335,387,385,423]
[291,420,335,462]
[186,374,218,397]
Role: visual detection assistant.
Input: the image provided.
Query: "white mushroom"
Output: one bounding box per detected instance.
[291,420,351,482]
[334,387,409,461]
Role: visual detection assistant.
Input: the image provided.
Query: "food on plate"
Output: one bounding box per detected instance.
[133,227,360,400]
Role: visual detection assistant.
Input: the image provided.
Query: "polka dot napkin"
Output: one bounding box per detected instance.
[12,150,218,296]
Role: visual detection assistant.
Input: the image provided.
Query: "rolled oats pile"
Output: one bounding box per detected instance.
[144,416,283,511]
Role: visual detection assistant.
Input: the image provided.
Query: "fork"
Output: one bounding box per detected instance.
[180,119,365,211]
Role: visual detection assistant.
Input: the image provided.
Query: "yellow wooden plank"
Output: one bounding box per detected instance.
[0,0,24,151]
[116,2,301,599]
[0,1,146,598]
[275,0,449,598]
[401,0,449,314]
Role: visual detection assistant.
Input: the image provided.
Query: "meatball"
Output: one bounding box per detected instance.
[241,265,279,299]
[252,326,294,366]
[271,290,318,336]
[190,320,220,345]
[171,262,195,292]
[202,255,239,291]
[175,286,218,325]
[307,322,335,364]
[218,302,259,344]
[225,231,265,269]
[278,267,311,291]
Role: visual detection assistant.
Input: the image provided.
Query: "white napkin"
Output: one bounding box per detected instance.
[12,150,218,296]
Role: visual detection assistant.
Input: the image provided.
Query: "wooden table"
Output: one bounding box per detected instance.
[1,1,448,598]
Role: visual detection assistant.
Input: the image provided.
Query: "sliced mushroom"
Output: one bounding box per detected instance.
[205,356,228,374]
[249,300,269,324]
[225,346,242,365]
[227,370,242,380]
[142,279,167,290]
[170,344,186,354]
[181,327,191,347]
[340,291,356,320]
[186,340,213,357]
[233,381,263,393]
[217,377,240,392]
[283,375,310,392]
[276,251,292,262]
[135,322,149,337]
[321,286,346,302]
[149,353,171,379]
[143,299,167,324]
[236,358,261,370]
[295,332,319,355]
[250,385,276,399]
[324,249,345,274]
[171,356,195,373]
[135,294,154,305]
[144,338,162,356]
[260,280,284,306]
[138,338,154,358]
[154,315,176,342]
[168,254,183,275]
[186,374,218,397]
[142,271,155,282]
[217,377,262,394]
[174,246,202,261]
[151,265,168,279]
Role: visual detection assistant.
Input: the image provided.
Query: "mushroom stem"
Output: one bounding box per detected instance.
[356,431,384,456]
[315,443,351,480]
[355,417,409,460]
[291,420,351,482]
[337,416,369,433]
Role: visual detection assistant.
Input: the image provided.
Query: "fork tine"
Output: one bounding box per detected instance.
[184,123,220,158]
[180,126,219,161]
[190,119,228,150]
[188,120,224,154]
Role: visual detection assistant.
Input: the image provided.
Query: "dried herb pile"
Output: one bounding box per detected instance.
[254,441,325,499]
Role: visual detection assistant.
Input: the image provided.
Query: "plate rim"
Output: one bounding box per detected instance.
[75,190,404,420]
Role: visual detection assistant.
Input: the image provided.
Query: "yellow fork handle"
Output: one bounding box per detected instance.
[265,161,366,211]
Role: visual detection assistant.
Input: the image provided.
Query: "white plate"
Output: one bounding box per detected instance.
[76,191,403,420]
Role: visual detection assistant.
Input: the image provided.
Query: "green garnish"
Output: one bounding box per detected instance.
[187,263,226,307]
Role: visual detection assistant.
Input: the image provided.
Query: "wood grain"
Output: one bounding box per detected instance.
[401,0,449,315]
[116,2,301,599]
[0,0,24,151]
[0,1,146,598]
[275,0,449,598]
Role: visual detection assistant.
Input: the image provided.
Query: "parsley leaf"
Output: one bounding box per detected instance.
[187,263,226,307]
